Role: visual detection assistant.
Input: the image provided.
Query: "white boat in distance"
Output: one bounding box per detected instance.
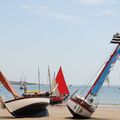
[67,33,120,118]
[0,70,50,117]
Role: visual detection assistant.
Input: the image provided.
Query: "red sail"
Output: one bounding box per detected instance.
[55,67,69,96]
[0,71,19,98]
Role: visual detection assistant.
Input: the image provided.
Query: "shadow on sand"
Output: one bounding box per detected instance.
[27,109,49,118]
[65,117,109,120]
[0,109,49,119]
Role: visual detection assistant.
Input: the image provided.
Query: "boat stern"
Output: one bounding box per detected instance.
[67,97,93,118]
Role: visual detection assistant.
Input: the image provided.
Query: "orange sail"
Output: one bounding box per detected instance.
[0,71,19,98]
[55,66,69,96]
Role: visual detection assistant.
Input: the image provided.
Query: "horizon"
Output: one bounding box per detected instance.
[1,0,120,86]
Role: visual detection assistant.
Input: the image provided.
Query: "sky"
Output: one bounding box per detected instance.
[0,0,120,86]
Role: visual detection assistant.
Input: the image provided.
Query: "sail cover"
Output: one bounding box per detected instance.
[55,67,69,96]
[0,71,19,98]
[90,46,120,96]
[51,73,59,96]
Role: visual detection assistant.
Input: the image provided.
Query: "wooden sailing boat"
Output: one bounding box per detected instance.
[21,66,69,105]
[0,70,50,117]
[50,66,70,104]
[23,67,41,95]
[67,33,120,118]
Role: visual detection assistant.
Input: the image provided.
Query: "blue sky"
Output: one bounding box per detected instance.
[0,0,120,86]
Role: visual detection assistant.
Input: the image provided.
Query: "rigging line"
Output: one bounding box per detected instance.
[71,46,117,97]
[74,57,109,96]
[80,64,105,96]
[85,45,120,99]
[80,46,116,96]
[80,57,108,96]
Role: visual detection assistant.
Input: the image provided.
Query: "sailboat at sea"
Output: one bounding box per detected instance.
[0,70,50,117]
[50,66,70,104]
[67,33,120,118]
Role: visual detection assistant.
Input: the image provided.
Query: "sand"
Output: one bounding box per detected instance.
[0,104,120,120]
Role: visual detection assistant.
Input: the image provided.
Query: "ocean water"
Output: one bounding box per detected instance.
[0,84,120,105]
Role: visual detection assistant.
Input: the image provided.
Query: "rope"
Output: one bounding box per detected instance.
[80,46,116,96]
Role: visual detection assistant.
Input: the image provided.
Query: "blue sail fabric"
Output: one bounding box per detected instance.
[91,46,120,96]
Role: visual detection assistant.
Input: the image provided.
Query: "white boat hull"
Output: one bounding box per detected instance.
[67,98,95,118]
[4,97,50,117]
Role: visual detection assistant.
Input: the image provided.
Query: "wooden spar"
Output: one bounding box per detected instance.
[38,67,40,93]
[0,71,19,98]
[48,65,52,92]
[85,44,120,99]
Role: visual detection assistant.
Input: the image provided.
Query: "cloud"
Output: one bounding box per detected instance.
[55,14,80,24]
[93,9,117,16]
[21,5,80,24]
[101,9,117,16]
[79,0,109,6]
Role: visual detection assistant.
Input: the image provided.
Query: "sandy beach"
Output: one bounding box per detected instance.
[0,104,120,120]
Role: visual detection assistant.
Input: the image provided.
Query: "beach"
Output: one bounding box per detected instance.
[0,104,120,120]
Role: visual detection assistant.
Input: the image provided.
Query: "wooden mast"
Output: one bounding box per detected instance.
[48,65,52,92]
[38,67,40,93]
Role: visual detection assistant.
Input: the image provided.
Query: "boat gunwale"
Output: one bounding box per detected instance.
[5,96,49,103]
[70,97,95,113]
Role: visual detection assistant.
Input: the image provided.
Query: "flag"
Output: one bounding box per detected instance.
[105,77,110,87]
[111,33,120,44]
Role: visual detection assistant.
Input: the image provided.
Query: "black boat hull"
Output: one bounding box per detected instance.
[5,97,50,117]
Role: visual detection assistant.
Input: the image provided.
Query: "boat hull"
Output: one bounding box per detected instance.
[50,96,62,105]
[67,98,94,118]
[5,97,50,117]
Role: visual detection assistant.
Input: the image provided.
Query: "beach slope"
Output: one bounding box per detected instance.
[0,104,120,120]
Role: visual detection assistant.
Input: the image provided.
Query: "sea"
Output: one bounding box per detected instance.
[0,84,120,105]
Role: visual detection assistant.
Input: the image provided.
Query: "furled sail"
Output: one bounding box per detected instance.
[0,71,19,98]
[51,72,59,96]
[86,45,120,97]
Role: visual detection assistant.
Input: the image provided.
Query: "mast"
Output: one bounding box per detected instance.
[24,75,27,95]
[48,65,52,92]
[85,32,120,99]
[51,72,56,94]
[85,45,119,98]
[19,76,21,88]
[38,67,40,93]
